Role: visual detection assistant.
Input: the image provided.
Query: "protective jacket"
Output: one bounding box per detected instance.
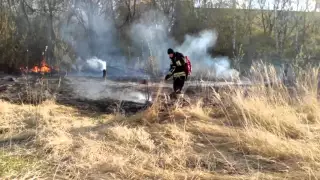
[166,52,186,79]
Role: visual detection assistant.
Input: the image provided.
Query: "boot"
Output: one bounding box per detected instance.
[169,92,177,99]
[176,93,184,98]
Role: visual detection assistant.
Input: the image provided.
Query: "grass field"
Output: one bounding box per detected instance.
[1,65,320,180]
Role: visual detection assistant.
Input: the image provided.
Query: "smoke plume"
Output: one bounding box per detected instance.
[130,10,176,71]
[60,4,123,67]
[176,30,239,80]
[130,10,239,80]
[62,6,238,80]
[85,57,107,71]
[60,7,239,103]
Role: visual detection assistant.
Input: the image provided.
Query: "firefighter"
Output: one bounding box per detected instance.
[165,48,186,97]
[102,69,106,79]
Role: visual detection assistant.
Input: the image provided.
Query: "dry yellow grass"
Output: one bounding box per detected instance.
[1,65,320,179]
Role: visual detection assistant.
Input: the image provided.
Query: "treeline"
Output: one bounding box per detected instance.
[0,0,319,74]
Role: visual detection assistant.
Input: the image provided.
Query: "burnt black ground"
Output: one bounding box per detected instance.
[0,74,254,115]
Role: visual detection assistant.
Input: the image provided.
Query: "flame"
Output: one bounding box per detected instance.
[20,53,60,75]
[19,59,55,74]
[31,66,40,73]
[39,60,51,73]
[28,60,51,74]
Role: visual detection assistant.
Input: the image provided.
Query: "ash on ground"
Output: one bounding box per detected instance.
[0,75,53,104]
[0,74,153,115]
[0,74,250,115]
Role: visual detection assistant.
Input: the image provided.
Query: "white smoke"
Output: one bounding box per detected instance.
[60,2,121,63]
[59,7,241,103]
[62,6,239,80]
[67,77,152,104]
[130,10,239,80]
[176,30,239,80]
[86,57,107,71]
[130,10,176,71]
[71,57,106,74]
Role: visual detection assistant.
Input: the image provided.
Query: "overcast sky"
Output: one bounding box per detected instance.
[194,0,317,11]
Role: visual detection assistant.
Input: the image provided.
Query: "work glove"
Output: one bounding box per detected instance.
[165,75,170,80]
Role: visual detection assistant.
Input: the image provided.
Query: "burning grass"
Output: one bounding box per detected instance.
[1,65,320,179]
[20,58,59,75]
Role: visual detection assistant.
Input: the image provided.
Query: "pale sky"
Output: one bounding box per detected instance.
[195,0,317,11]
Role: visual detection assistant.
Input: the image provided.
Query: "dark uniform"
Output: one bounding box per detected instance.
[102,69,106,78]
[165,49,186,94]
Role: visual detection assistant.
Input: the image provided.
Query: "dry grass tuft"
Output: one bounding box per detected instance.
[231,92,308,139]
[236,128,320,161]
[106,125,156,151]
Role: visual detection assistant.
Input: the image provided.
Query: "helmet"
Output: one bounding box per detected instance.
[167,48,174,54]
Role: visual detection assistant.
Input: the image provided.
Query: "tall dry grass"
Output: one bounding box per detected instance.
[0,62,320,179]
[227,63,320,171]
